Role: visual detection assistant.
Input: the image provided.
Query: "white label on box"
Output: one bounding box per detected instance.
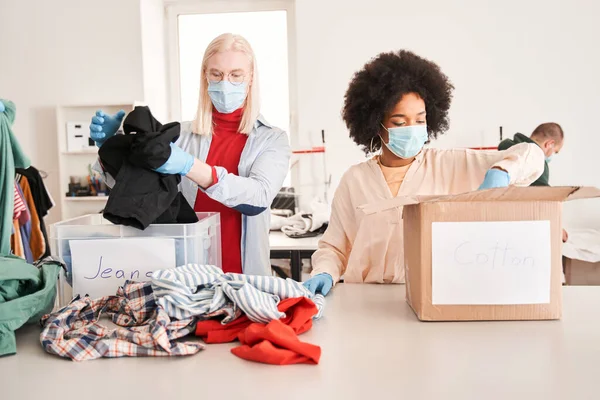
[431,221,552,305]
[70,238,176,299]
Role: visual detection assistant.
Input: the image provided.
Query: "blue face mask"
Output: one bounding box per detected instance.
[380,124,428,159]
[208,81,248,114]
[546,155,552,163]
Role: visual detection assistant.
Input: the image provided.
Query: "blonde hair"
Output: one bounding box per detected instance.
[193,33,260,135]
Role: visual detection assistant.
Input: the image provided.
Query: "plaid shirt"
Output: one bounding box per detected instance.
[40,281,203,361]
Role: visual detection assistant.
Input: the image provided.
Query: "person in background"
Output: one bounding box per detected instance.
[303,50,545,296]
[89,33,290,276]
[498,123,563,186]
[498,123,568,242]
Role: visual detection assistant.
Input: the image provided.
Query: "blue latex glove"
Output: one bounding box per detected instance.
[155,142,195,176]
[478,168,510,190]
[89,109,126,147]
[303,273,334,296]
[0,100,5,113]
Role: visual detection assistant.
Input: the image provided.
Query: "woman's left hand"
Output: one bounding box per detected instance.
[155,143,195,176]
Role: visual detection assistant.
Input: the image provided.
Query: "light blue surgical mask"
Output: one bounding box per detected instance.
[546,155,552,163]
[208,81,247,114]
[380,123,428,159]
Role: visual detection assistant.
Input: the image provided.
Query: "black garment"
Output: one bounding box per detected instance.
[498,133,549,186]
[15,166,53,258]
[99,106,198,230]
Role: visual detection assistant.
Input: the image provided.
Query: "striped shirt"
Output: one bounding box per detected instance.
[13,182,27,221]
[151,264,325,323]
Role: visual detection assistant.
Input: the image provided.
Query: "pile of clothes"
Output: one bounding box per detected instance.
[40,264,325,365]
[271,199,330,238]
[562,228,600,263]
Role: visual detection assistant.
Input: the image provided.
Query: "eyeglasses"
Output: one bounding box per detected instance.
[206,70,247,86]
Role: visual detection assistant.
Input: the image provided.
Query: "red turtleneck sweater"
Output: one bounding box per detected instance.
[194,108,248,274]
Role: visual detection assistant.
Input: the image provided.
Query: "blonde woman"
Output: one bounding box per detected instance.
[89,33,291,276]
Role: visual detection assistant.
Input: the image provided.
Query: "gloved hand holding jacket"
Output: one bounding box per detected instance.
[90,110,194,176]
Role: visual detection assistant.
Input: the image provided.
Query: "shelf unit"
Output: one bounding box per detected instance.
[60,150,100,155]
[56,102,136,220]
[63,196,109,202]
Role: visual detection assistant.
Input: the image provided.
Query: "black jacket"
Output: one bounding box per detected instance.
[99,106,198,229]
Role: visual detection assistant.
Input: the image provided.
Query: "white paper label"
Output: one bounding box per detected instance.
[70,238,176,299]
[431,221,552,305]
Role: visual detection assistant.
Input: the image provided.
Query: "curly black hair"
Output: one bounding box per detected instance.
[342,50,454,154]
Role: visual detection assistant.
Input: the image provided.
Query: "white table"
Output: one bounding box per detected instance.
[2,284,599,400]
[269,231,322,281]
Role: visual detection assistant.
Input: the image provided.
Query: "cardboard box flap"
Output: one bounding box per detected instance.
[358,196,420,215]
[565,186,600,201]
[425,186,593,203]
[359,186,600,215]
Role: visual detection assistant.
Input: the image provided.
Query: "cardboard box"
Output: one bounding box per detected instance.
[564,257,600,285]
[361,186,600,321]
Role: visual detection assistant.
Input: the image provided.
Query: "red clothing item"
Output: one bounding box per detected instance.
[195,297,321,365]
[194,108,248,274]
[233,319,321,365]
[195,314,252,344]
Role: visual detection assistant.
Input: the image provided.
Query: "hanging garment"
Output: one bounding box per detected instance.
[150,264,325,322]
[196,297,321,365]
[15,166,54,258]
[0,256,62,356]
[14,182,33,263]
[13,183,27,223]
[40,281,203,361]
[10,220,24,259]
[19,218,33,264]
[99,106,198,230]
[0,99,30,256]
[18,177,45,261]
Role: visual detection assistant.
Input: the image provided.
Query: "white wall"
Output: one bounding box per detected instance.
[0,0,145,222]
[0,0,168,223]
[140,0,169,122]
[2,0,598,228]
[294,0,600,228]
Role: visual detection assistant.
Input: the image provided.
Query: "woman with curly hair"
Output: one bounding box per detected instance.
[304,50,545,296]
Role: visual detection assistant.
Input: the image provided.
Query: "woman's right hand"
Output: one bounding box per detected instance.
[89,109,126,147]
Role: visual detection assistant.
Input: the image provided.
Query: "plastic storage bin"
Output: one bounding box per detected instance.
[51,212,221,306]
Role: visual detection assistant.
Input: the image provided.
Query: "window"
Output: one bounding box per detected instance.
[175,10,291,136]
